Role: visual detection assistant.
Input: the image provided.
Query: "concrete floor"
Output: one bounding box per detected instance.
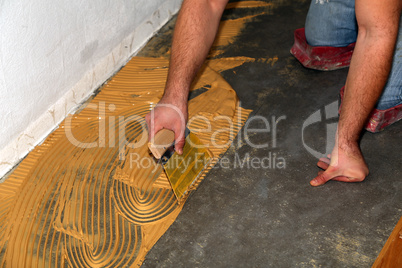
[140,1,402,267]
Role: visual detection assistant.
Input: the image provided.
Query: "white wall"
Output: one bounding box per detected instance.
[0,0,182,179]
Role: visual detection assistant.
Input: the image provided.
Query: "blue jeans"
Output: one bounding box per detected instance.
[305,0,402,110]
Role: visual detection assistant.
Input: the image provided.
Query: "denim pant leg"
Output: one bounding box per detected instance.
[377,18,402,110]
[305,0,402,110]
[305,0,357,47]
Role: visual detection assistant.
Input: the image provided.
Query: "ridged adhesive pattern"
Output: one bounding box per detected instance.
[0,2,282,265]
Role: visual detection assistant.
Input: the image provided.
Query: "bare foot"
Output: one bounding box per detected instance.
[310,142,369,186]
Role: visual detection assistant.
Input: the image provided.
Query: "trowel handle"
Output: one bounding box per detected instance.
[148,129,175,159]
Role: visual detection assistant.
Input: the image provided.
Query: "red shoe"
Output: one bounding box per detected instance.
[339,86,402,133]
[290,28,355,71]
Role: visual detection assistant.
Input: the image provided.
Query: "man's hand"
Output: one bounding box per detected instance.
[145,95,188,154]
[145,0,228,155]
[310,141,369,186]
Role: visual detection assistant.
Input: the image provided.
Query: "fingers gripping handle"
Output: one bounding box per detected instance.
[148,129,175,159]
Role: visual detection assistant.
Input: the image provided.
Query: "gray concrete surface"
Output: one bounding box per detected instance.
[140,1,402,267]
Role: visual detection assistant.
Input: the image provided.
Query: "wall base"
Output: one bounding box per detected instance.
[0,0,181,181]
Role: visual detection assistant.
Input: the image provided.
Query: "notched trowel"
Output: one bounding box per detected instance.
[148,128,212,202]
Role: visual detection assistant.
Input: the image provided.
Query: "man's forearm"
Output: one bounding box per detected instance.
[338,0,401,146]
[145,0,228,152]
[163,0,229,104]
[310,0,401,186]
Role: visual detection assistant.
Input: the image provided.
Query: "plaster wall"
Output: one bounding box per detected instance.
[0,0,182,179]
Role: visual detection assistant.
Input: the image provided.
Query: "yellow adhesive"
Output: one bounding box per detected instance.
[0,1,285,266]
[226,1,273,9]
[206,56,279,72]
[213,14,264,47]
[0,57,252,267]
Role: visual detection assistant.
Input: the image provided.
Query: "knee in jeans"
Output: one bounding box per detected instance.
[305,19,357,47]
[304,0,357,47]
